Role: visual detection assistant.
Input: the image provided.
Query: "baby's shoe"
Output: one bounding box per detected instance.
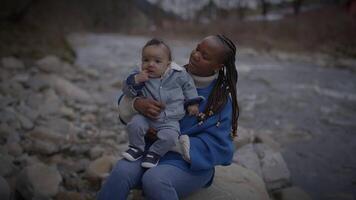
[122,146,143,161]
[141,151,161,168]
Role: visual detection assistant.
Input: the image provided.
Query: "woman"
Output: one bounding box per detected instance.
[98,35,239,200]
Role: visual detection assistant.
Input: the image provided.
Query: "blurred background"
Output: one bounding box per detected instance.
[1,0,356,61]
[1,0,356,200]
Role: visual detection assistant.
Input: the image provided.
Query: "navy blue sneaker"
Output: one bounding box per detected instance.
[122,146,143,161]
[141,151,161,168]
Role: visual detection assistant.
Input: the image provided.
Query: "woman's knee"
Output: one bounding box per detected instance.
[110,160,140,184]
[142,168,169,192]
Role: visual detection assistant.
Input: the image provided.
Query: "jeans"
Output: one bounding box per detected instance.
[127,114,179,156]
[97,158,214,200]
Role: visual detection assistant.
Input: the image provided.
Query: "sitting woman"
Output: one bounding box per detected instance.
[97,34,240,200]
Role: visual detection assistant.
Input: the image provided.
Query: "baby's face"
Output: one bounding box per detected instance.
[141,45,171,78]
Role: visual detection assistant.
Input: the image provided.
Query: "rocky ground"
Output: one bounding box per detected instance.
[1,33,356,200]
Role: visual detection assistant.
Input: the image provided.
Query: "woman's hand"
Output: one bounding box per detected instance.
[133,97,165,119]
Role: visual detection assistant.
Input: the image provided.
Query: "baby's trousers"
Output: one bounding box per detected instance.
[127,114,179,156]
[97,158,214,200]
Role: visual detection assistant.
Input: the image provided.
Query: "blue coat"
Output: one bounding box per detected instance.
[159,79,234,186]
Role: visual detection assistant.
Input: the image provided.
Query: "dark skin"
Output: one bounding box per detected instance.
[134,36,226,138]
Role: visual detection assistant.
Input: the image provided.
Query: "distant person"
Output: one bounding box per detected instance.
[98,35,239,200]
[121,38,202,168]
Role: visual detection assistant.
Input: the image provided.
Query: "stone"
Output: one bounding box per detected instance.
[50,75,92,103]
[255,132,281,151]
[5,142,23,157]
[60,105,76,120]
[255,143,291,191]
[26,74,51,91]
[16,101,39,122]
[0,123,13,142]
[233,143,263,177]
[0,154,16,177]
[272,186,312,200]
[15,112,34,130]
[25,127,66,155]
[1,57,25,69]
[37,89,62,117]
[85,156,118,179]
[234,127,255,149]
[35,55,62,73]
[185,164,270,200]
[16,163,62,200]
[89,146,105,160]
[0,176,10,200]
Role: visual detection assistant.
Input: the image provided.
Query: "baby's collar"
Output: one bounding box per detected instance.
[170,62,184,71]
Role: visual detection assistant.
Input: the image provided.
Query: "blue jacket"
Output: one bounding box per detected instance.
[159,79,234,186]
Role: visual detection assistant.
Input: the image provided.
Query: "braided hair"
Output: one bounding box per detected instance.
[202,35,240,138]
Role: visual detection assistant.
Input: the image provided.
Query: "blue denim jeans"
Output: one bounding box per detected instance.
[97,158,214,200]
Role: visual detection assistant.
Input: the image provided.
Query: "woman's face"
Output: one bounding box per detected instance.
[187,36,225,77]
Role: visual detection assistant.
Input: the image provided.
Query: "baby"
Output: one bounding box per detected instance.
[121,38,202,168]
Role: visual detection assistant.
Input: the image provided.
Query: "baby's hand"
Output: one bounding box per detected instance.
[135,70,149,83]
[187,104,199,116]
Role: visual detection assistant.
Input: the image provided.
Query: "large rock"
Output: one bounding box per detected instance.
[185,164,270,200]
[50,75,92,103]
[234,143,263,177]
[35,55,62,73]
[234,127,255,149]
[255,143,291,190]
[16,163,62,200]
[24,127,66,155]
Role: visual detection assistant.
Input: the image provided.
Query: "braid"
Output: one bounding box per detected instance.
[203,35,240,138]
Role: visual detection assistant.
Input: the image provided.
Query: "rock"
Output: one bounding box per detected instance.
[11,73,30,84]
[0,80,26,100]
[1,57,25,69]
[16,163,62,200]
[0,176,10,200]
[79,67,100,79]
[37,117,73,136]
[38,89,62,117]
[85,156,118,179]
[272,186,312,200]
[15,112,34,130]
[0,123,14,142]
[26,74,51,91]
[0,154,16,177]
[60,105,76,120]
[255,143,291,191]
[25,127,66,155]
[35,55,62,73]
[234,127,255,149]
[16,101,39,122]
[185,164,270,200]
[50,155,90,173]
[233,144,263,177]
[5,142,23,157]
[255,133,281,151]
[50,75,92,103]
[89,146,105,160]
